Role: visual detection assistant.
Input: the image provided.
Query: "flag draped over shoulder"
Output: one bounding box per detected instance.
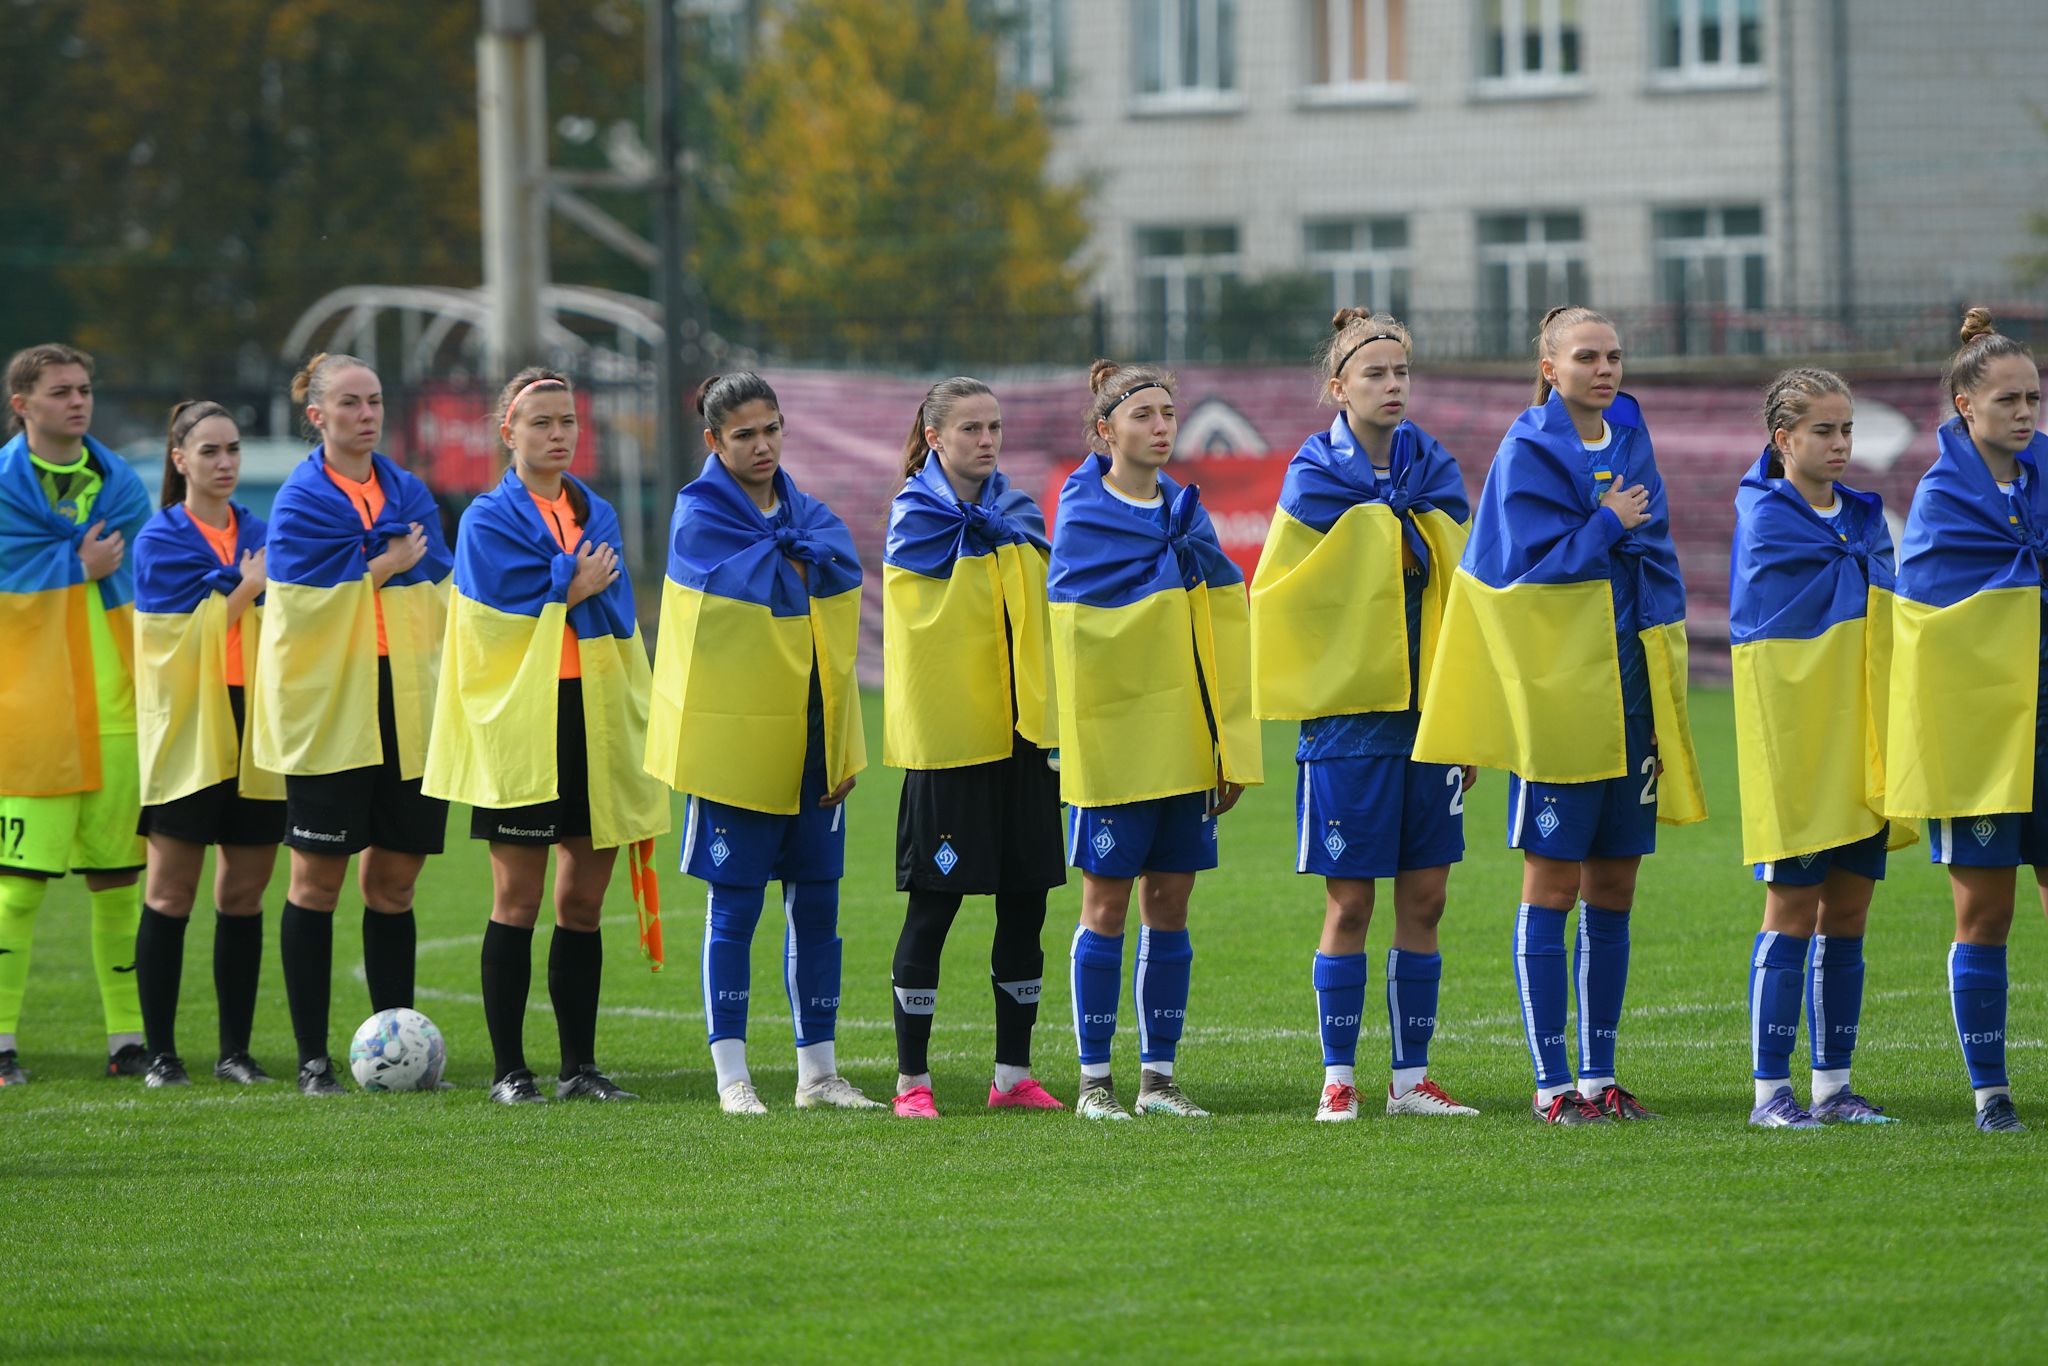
[424,469,669,849]
[1728,452,1909,862]
[1250,416,1468,720]
[0,433,149,796]
[133,502,282,806]
[251,448,451,777]
[1046,454,1262,807]
[643,457,865,815]
[883,457,1055,768]
[1886,420,2048,819]
[1411,393,1705,825]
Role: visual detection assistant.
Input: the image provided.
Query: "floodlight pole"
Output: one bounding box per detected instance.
[651,0,696,497]
[479,0,550,375]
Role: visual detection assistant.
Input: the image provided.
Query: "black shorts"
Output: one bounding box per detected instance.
[470,680,592,846]
[138,687,285,847]
[896,732,1066,894]
[283,659,448,857]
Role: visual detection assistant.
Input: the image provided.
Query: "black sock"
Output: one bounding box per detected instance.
[991,889,1048,1068]
[480,920,534,1083]
[279,901,334,1067]
[213,911,263,1059]
[548,925,603,1079]
[892,889,962,1077]
[362,907,417,1013]
[135,905,189,1059]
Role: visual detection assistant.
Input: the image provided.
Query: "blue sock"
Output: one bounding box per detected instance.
[1070,927,1123,1067]
[782,881,842,1047]
[1574,904,1631,1079]
[1513,903,1570,1088]
[703,883,764,1044]
[1807,933,1864,1073]
[1949,942,2009,1089]
[1749,930,1809,1083]
[1312,951,1367,1068]
[1387,948,1442,1073]
[1134,927,1192,1066]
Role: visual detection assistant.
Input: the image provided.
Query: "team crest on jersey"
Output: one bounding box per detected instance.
[1323,827,1347,860]
[1091,826,1116,858]
[1798,852,1818,868]
[1973,818,1997,847]
[934,840,959,876]
[1535,805,1561,839]
[708,832,731,867]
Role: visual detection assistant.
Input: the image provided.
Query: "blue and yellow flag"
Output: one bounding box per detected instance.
[1412,393,1705,824]
[424,469,669,849]
[1251,416,1469,720]
[1886,419,2048,819]
[883,457,1055,768]
[643,456,865,815]
[251,448,452,777]
[1729,451,1909,862]
[1046,454,1262,807]
[0,432,149,796]
[133,502,283,806]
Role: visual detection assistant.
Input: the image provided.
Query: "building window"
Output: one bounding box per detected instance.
[1135,0,1240,109]
[1308,0,1407,92]
[1479,0,1582,90]
[991,0,1065,97]
[1304,217,1411,318]
[1655,205,1767,353]
[1137,224,1241,360]
[1477,211,1587,354]
[1654,0,1763,82]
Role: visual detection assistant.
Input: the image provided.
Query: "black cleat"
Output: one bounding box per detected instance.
[297,1057,346,1096]
[106,1043,149,1077]
[1534,1089,1610,1125]
[1977,1095,2027,1133]
[0,1049,27,1086]
[489,1069,547,1105]
[1596,1084,1662,1122]
[213,1052,275,1085]
[556,1064,638,1101]
[144,1054,191,1088]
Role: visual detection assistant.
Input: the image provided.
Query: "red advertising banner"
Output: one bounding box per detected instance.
[411,383,597,494]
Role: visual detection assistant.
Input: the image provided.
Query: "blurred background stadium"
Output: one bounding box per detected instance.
[4,0,2045,678]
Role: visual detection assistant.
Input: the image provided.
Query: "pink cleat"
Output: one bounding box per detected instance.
[893,1085,940,1118]
[988,1077,1066,1110]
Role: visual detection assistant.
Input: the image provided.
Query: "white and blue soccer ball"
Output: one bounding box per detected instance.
[348,1008,447,1092]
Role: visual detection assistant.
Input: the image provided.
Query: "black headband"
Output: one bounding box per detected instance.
[1102,381,1167,419]
[1333,333,1406,379]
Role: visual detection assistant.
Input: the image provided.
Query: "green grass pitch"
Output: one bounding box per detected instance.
[4,688,2044,1363]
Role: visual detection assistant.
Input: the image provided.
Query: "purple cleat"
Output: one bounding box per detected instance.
[1811,1090,1898,1125]
[1749,1087,1821,1130]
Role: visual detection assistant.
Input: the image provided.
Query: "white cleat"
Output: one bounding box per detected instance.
[718,1079,768,1115]
[1315,1082,1360,1122]
[1075,1081,1133,1121]
[1386,1077,1481,1117]
[1132,1071,1211,1117]
[793,1073,884,1110]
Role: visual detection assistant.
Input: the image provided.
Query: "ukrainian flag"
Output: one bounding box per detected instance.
[1729,451,1909,863]
[0,433,149,796]
[133,502,283,806]
[883,457,1055,768]
[251,448,452,777]
[1251,416,1468,720]
[423,469,668,849]
[1886,420,2048,819]
[1412,393,1705,825]
[643,457,865,815]
[1046,454,1262,807]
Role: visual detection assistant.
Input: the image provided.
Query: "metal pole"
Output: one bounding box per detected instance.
[479,0,548,375]
[652,0,693,499]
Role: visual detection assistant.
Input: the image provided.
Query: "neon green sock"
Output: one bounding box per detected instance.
[0,874,49,1039]
[89,882,143,1036]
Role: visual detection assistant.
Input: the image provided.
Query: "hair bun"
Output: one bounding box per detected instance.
[1960,307,1997,345]
[1330,306,1373,332]
[692,374,724,417]
[288,351,330,406]
[1087,358,1121,393]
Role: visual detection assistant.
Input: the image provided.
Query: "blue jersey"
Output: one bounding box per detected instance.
[1297,566,1426,761]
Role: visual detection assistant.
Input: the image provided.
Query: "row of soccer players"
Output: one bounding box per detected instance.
[0,305,2038,1130]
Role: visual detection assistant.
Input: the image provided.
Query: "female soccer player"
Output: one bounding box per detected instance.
[0,343,152,1084]
[1048,359,1263,1121]
[425,369,670,1105]
[1887,309,2046,1133]
[1414,306,1705,1125]
[1250,311,1478,1123]
[1729,369,1903,1128]
[131,401,284,1088]
[883,377,1065,1118]
[254,353,453,1096]
[645,372,879,1114]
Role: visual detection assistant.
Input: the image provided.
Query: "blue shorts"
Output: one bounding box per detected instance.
[1755,827,1888,885]
[1928,811,2048,869]
[1295,756,1464,879]
[1506,715,1659,862]
[681,762,845,888]
[1068,792,1217,878]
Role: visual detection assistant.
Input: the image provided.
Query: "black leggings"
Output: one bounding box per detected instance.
[891,887,1047,1075]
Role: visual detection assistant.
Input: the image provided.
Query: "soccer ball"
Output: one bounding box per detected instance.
[348,1008,447,1092]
